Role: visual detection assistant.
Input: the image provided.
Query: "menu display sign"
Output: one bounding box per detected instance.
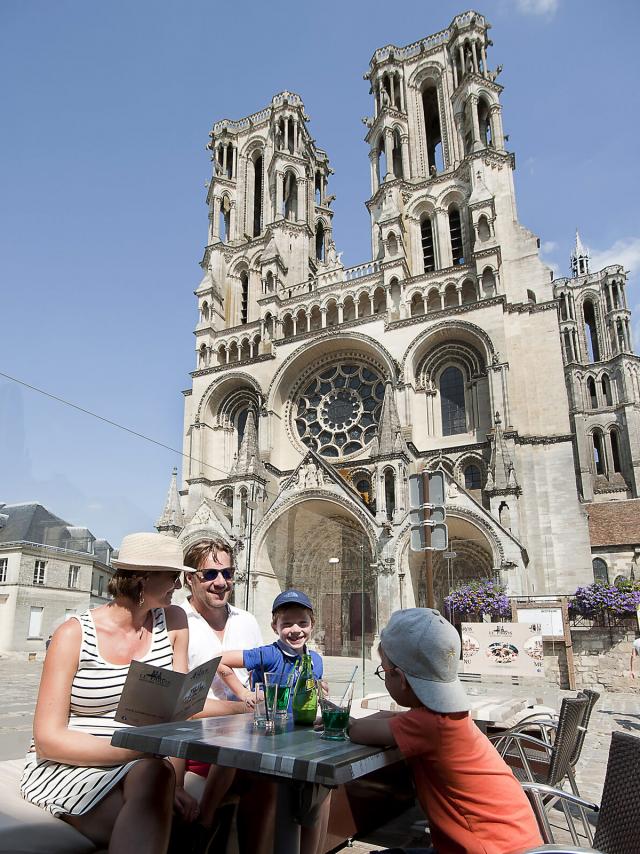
[115,656,221,726]
[460,622,543,677]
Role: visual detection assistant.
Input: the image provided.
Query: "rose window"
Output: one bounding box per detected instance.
[294,363,385,458]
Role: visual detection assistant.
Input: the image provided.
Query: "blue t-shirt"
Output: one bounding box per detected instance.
[243,640,323,687]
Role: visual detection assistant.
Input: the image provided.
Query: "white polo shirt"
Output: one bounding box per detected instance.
[180,598,263,701]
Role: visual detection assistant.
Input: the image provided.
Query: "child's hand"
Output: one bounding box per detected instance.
[174,786,199,822]
[241,688,257,708]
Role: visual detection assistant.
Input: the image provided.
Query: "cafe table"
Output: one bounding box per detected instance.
[112,713,403,854]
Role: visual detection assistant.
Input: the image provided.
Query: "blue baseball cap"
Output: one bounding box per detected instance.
[272,589,313,612]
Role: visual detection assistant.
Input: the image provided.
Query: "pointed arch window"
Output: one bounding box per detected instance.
[240,271,249,324]
[252,154,263,237]
[283,171,298,221]
[592,430,605,475]
[583,300,600,361]
[440,366,466,436]
[421,216,435,272]
[610,429,622,474]
[601,374,612,406]
[587,377,598,409]
[449,206,464,265]
[421,83,443,172]
[592,558,609,584]
[315,221,325,262]
[384,468,396,520]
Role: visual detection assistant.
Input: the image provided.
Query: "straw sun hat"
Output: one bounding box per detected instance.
[112,532,191,573]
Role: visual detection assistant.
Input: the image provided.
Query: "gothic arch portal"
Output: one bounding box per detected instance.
[252,494,378,656]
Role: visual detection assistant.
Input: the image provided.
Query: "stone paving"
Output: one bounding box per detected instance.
[2,653,638,850]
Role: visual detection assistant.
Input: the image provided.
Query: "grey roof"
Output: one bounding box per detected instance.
[0,502,112,556]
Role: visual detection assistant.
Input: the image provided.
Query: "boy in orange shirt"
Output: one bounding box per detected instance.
[349,608,542,854]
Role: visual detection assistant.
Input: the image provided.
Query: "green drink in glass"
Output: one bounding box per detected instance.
[319,680,354,740]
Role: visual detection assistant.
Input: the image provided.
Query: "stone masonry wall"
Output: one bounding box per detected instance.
[543,625,640,692]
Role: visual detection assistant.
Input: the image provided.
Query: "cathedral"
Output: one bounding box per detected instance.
[156,10,640,654]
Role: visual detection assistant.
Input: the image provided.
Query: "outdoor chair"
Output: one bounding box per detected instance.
[498,689,599,797]
[489,695,588,786]
[521,731,640,853]
[489,695,589,838]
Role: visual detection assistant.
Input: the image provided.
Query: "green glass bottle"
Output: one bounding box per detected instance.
[291,654,318,726]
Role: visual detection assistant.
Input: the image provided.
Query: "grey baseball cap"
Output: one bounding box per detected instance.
[380,608,469,713]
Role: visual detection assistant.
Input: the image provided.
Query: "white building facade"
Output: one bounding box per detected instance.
[164,11,638,652]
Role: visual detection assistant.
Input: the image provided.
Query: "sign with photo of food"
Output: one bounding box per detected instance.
[460,622,543,677]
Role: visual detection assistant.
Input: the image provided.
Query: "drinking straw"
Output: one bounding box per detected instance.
[340,666,358,705]
[260,650,270,723]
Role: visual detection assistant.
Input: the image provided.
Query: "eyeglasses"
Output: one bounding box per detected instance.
[194,568,234,582]
[374,664,396,681]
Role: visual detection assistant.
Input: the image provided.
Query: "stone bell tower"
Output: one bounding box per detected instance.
[363,9,551,310]
[194,92,336,371]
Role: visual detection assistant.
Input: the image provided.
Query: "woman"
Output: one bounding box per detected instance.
[20,531,196,854]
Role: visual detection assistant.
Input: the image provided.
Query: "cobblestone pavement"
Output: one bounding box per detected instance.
[2,653,638,850]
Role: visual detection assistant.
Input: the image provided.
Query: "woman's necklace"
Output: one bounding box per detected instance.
[137,611,150,640]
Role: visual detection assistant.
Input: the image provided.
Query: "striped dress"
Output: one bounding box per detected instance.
[20,608,173,817]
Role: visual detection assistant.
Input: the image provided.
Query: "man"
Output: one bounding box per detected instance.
[181,537,263,702]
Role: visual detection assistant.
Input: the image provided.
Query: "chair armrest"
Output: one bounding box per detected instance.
[520,782,599,813]
[522,846,601,853]
[490,731,554,758]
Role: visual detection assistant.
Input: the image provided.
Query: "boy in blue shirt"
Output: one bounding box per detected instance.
[220,589,328,854]
[222,589,323,696]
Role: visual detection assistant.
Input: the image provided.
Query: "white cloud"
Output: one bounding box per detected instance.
[514,0,559,15]
[590,237,640,278]
[541,240,558,254]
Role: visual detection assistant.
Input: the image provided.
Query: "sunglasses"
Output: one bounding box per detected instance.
[193,568,234,582]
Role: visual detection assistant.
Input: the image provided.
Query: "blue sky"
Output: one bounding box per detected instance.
[1,0,638,546]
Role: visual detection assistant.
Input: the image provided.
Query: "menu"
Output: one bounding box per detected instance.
[115,656,221,726]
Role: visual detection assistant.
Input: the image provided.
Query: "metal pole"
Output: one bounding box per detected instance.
[422,471,435,609]
[244,484,255,611]
[361,544,366,698]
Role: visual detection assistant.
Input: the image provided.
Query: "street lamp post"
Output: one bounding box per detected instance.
[360,544,365,699]
[328,557,339,657]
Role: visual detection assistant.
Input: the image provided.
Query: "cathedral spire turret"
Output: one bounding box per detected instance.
[372,382,406,456]
[155,467,184,537]
[485,413,518,494]
[571,229,590,277]
[230,411,265,477]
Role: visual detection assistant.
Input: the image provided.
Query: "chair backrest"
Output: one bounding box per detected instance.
[546,695,588,787]
[593,731,640,853]
[569,688,600,767]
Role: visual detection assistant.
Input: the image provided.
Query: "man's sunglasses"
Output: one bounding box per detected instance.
[193,568,234,582]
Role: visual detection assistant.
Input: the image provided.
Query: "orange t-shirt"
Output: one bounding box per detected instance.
[389,706,542,854]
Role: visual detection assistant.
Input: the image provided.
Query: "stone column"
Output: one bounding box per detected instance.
[275,171,283,219]
[472,41,480,74]
[480,42,488,77]
[321,307,327,328]
[458,44,465,78]
[469,95,481,151]
[456,285,462,306]
[284,119,289,152]
[229,201,236,242]
[212,197,220,239]
[489,104,504,149]
[400,134,410,180]
[369,150,379,194]
[297,178,307,223]
[434,207,450,269]
[222,145,228,176]
[338,303,344,324]
[384,128,394,180]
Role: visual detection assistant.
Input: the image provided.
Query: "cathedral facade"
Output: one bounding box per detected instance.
[157,10,640,652]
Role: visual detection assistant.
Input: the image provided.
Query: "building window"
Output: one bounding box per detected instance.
[464,465,482,490]
[0,558,7,582]
[97,576,104,597]
[33,560,46,585]
[440,366,466,436]
[294,361,384,459]
[592,558,608,584]
[28,606,44,638]
[68,565,80,589]
[421,216,436,273]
